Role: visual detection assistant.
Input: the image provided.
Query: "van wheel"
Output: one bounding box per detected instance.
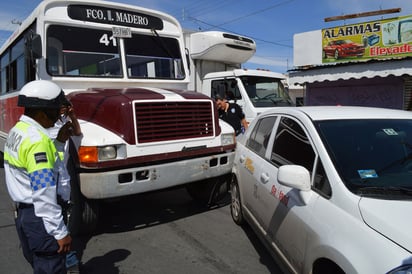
[66,158,99,235]
[230,178,244,225]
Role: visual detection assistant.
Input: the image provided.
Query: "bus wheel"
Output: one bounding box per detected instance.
[186,175,230,207]
[67,158,99,235]
[186,179,213,206]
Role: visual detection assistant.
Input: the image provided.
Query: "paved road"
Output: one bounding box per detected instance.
[0,167,282,274]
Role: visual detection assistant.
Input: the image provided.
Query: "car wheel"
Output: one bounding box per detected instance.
[230,178,244,225]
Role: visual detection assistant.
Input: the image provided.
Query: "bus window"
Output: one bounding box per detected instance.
[11,38,25,90]
[0,35,29,94]
[124,33,185,79]
[46,25,122,77]
[0,51,9,94]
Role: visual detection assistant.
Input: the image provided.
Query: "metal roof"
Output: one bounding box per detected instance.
[288,57,412,86]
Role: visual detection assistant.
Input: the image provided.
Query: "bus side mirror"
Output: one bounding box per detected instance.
[28,34,42,59]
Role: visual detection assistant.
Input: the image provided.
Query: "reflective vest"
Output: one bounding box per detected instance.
[4,115,68,240]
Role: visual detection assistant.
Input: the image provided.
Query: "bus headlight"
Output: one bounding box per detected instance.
[98,146,117,160]
[221,133,235,146]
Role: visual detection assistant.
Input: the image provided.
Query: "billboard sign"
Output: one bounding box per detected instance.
[322,14,412,63]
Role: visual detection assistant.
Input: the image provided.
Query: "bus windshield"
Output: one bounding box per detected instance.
[124,32,185,79]
[46,25,185,79]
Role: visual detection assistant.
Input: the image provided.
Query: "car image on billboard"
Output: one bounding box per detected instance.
[322,39,365,59]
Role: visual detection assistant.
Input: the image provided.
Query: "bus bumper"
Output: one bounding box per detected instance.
[79,151,234,199]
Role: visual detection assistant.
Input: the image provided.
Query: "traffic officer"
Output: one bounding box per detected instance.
[3,80,74,274]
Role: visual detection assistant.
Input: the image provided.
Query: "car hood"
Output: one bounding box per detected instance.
[359,198,412,252]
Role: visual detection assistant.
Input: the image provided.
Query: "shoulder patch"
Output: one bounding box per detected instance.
[34,152,48,164]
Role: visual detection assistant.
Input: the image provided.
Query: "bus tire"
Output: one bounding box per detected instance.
[186,179,217,206]
[186,175,230,207]
[67,158,99,235]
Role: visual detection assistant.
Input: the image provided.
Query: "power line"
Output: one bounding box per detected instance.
[203,0,295,30]
[183,0,213,10]
[185,0,295,48]
[188,16,292,48]
[185,0,238,19]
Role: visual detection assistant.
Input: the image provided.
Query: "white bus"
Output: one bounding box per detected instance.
[0,0,236,234]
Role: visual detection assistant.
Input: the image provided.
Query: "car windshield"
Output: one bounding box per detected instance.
[316,119,412,197]
[333,40,352,45]
[239,76,293,107]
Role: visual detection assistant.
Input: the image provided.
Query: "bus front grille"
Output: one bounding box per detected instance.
[134,101,214,143]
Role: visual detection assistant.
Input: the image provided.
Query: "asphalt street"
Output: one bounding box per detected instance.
[0,167,282,274]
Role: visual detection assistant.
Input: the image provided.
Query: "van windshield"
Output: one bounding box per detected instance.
[240,76,293,107]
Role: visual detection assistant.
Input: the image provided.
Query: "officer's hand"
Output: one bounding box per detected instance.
[56,121,73,143]
[57,234,72,254]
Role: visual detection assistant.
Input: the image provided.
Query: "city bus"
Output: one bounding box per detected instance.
[0,0,236,234]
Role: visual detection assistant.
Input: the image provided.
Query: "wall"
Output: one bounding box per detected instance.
[306,76,404,109]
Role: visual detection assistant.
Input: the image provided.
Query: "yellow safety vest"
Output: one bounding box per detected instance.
[5,119,58,180]
[4,115,69,240]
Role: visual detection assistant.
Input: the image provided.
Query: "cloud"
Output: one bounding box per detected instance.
[248,55,289,68]
[0,11,21,32]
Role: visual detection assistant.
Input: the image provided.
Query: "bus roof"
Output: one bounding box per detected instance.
[1,0,183,52]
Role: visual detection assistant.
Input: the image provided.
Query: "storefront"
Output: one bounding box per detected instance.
[289,14,412,110]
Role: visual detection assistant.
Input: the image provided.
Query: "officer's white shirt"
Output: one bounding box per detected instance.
[4,115,68,240]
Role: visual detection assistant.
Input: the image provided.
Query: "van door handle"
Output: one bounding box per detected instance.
[260,173,269,184]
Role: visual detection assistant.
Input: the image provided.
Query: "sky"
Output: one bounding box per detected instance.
[1,0,412,73]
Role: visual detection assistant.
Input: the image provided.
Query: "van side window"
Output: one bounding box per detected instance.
[271,117,315,171]
[246,116,277,158]
[211,79,241,100]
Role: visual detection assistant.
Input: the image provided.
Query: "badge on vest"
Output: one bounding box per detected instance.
[34,152,48,164]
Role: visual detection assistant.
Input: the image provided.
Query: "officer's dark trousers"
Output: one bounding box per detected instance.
[15,206,66,274]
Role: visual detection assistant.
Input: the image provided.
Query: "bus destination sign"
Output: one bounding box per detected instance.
[68,5,164,30]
